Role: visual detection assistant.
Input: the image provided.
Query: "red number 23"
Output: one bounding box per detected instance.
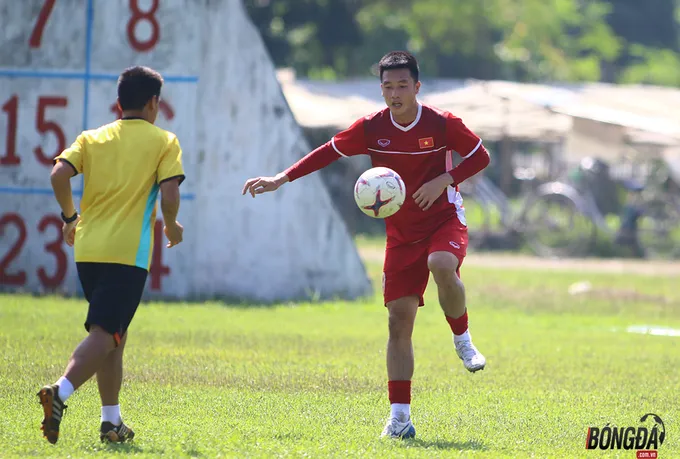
[0,214,67,289]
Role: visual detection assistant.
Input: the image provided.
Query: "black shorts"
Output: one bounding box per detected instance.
[76,262,148,345]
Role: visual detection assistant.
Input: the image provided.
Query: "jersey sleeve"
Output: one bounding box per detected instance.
[157,135,186,185]
[445,113,483,159]
[284,117,368,182]
[54,133,85,175]
[330,117,367,157]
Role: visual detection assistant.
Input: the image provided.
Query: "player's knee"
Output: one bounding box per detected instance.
[387,298,418,340]
[388,314,414,340]
[427,252,459,282]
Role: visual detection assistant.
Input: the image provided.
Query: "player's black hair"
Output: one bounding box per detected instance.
[378,51,419,82]
[117,66,164,111]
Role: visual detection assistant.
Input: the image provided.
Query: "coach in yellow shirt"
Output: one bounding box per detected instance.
[37,66,185,445]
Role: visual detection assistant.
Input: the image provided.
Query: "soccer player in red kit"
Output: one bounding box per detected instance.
[242,51,490,439]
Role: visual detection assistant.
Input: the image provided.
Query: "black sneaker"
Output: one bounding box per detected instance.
[100,421,135,443]
[37,384,67,444]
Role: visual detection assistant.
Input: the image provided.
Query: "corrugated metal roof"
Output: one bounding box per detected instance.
[278,70,680,146]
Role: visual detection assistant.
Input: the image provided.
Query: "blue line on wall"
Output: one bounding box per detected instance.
[83,0,94,132]
[0,69,198,83]
[0,187,196,201]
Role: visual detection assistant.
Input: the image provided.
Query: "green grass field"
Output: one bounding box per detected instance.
[1,240,679,458]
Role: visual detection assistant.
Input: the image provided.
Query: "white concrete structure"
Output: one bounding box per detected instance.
[0,0,371,302]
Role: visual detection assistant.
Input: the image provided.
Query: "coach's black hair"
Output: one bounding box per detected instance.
[117,66,163,111]
[378,51,419,82]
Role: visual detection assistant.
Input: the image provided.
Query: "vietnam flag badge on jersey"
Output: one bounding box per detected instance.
[419,137,434,149]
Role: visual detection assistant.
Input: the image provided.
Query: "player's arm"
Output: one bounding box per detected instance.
[242,118,367,197]
[445,116,490,186]
[51,135,84,246]
[413,115,490,211]
[240,143,337,197]
[157,135,186,248]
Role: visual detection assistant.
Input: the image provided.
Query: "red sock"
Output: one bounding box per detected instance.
[388,380,411,404]
[446,310,468,335]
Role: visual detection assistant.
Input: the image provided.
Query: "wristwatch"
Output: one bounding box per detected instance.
[61,211,79,224]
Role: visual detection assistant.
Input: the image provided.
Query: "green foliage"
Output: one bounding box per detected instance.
[245,0,680,86]
[619,46,680,86]
[489,0,622,81]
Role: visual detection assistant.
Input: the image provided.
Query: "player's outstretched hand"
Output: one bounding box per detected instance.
[242,173,289,197]
[413,173,454,211]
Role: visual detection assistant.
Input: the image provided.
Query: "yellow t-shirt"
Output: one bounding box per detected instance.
[55,119,185,270]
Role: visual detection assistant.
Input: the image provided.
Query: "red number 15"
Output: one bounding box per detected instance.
[1,95,68,166]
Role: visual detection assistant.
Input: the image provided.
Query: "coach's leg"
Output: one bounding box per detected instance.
[428,251,485,372]
[97,332,127,426]
[97,266,143,442]
[62,325,118,392]
[37,325,116,444]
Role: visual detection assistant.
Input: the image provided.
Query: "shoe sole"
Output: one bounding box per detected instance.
[458,356,486,373]
[37,388,59,444]
[401,425,416,439]
[101,427,135,443]
[102,431,120,443]
[381,433,416,440]
[101,431,135,443]
[381,424,416,440]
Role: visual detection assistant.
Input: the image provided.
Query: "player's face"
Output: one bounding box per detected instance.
[381,69,420,118]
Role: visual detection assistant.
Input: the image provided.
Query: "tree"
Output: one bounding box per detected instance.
[244,0,363,79]
[244,0,680,86]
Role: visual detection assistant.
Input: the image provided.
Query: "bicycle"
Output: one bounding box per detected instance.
[512,157,680,259]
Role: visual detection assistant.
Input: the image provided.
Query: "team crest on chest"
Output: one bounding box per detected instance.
[418,137,434,149]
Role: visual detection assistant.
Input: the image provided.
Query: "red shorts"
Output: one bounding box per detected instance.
[383,219,468,307]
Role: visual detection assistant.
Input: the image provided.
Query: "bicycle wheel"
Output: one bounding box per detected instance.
[517,188,598,258]
[637,198,680,259]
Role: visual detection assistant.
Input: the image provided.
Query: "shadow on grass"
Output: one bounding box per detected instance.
[403,438,486,451]
[139,291,377,309]
[90,442,204,456]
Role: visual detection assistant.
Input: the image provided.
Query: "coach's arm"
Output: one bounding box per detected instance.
[160,178,184,248]
[50,160,79,246]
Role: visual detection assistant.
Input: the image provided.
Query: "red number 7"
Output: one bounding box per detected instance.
[29,0,56,48]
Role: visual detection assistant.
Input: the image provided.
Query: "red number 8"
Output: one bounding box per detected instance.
[127,0,160,52]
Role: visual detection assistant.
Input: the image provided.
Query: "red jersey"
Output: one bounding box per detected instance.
[285,103,489,246]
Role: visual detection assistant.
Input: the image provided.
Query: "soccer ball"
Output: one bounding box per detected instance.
[353,167,406,218]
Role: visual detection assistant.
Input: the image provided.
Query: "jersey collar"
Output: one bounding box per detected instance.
[390,102,422,132]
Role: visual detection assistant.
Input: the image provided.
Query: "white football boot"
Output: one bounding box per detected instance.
[455,336,486,372]
[380,412,416,439]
